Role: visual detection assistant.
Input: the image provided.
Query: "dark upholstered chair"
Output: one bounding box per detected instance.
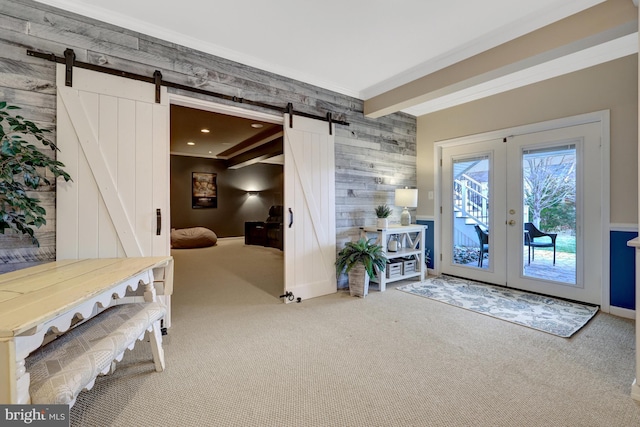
[524,222,557,265]
[474,225,489,267]
[245,205,283,250]
[265,205,283,250]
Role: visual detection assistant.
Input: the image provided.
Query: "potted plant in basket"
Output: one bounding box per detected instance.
[375,204,392,229]
[336,237,388,297]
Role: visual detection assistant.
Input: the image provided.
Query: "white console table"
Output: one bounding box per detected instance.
[360,225,426,291]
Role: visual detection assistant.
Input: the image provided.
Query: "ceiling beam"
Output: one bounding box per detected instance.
[226,137,283,169]
[216,127,283,159]
[364,0,638,118]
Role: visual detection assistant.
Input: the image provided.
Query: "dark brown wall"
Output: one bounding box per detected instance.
[170,156,283,237]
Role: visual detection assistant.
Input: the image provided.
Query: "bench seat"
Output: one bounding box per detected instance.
[26,302,166,406]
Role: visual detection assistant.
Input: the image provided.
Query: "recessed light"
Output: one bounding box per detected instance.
[187,141,195,146]
[208,151,212,154]
[251,123,263,129]
[201,128,210,133]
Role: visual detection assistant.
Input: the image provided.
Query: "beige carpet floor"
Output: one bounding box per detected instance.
[70,238,640,426]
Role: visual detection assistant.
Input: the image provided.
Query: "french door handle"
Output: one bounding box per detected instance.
[508,220,516,226]
[156,209,162,235]
[288,208,293,228]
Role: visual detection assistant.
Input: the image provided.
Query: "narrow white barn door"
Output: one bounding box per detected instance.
[283,114,336,301]
[55,64,170,259]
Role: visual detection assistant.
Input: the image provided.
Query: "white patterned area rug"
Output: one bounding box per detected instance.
[397,275,599,338]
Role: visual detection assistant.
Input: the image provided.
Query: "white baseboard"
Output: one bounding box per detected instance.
[609,306,635,319]
[632,379,640,401]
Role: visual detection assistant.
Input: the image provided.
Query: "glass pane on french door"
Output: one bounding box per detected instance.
[521,145,576,285]
[441,139,506,286]
[452,156,490,268]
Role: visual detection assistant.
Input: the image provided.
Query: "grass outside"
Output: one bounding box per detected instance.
[533,231,575,254]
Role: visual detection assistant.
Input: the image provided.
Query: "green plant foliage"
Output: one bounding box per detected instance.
[335,237,388,279]
[0,102,71,245]
[375,204,392,218]
[539,201,576,233]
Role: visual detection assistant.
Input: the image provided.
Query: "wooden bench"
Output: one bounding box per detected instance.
[0,257,174,405]
[26,302,166,406]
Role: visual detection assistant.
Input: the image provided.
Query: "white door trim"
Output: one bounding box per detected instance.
[434,110,610,312]
[168,93,284,125]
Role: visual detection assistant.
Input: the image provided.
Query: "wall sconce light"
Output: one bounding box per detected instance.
[395,187,418,226]
[247,191,259,197]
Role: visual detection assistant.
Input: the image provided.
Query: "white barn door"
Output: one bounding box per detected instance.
[55,64,170,259]
[284,114,336,301]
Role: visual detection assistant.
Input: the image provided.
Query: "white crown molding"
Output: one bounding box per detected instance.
[402,32,638,116]
[33,0,361,98]
[168,93,283,124]
[361,0,606,100]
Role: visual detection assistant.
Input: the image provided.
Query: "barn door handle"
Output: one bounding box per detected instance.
[156,209,161,235]
[288,208,293,228]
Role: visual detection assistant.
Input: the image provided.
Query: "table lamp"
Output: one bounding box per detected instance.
[395,188,418,226]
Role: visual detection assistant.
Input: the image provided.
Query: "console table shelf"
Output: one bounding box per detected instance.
[360,225,426,291]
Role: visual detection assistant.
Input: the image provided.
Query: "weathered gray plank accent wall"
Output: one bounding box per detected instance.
[0,0,417,275]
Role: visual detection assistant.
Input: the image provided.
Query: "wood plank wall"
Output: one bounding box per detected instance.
[0,0,416,274]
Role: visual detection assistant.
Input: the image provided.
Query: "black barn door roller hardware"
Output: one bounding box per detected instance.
[27,49,349,128]
[279,291,302,303]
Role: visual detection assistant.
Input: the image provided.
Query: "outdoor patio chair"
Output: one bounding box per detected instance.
[474,225,489,267]
[524,222,557,265]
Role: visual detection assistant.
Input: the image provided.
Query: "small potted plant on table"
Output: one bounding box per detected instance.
[375,204,392,229]
[336,237,388,297]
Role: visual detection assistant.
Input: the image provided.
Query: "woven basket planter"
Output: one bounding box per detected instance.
[348,264,370,297]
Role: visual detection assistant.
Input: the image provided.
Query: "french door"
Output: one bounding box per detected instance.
[441,121,603,305]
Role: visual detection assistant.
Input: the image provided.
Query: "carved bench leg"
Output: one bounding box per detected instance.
[105,360,117,376]
[0,339,30,404]
[148,321,165,372]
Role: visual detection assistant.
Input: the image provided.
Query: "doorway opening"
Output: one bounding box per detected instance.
[168,94,338,303]
[168,96,285,300]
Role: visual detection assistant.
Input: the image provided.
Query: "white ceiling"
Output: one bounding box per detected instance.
[170,105,280,159]
[35,0,615,114]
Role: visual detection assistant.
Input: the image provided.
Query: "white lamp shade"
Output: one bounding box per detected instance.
[395,188,418,208]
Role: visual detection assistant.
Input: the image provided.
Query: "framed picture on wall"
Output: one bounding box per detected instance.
[192,172,217,208]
